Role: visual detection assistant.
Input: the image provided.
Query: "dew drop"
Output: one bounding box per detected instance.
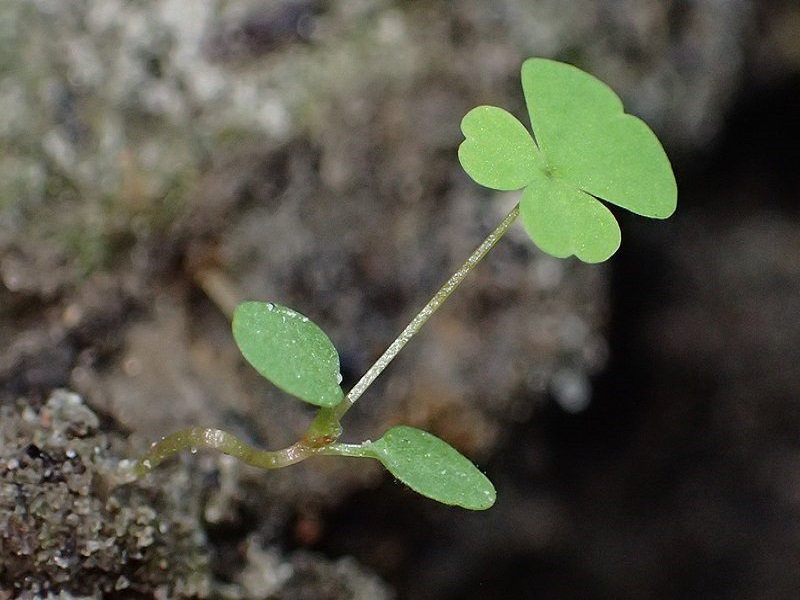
[266,302,275,311]
[336,373,343,385]
[53,554,70,568]
[190,447,198,454]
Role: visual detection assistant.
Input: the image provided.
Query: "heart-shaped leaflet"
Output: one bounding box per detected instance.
[459,58,677,263]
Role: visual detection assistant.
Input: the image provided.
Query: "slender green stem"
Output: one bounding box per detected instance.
[317,442,378,459]
[123,201,519,484]
[332,201,520,421]
[131,427,317,477]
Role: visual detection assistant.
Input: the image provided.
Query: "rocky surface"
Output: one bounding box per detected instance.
[0,390,210,598]
[0,390,393,599]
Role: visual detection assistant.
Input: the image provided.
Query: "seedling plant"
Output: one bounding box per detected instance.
[124,58,677,510]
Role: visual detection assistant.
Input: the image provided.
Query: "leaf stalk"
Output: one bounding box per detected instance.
[331,201,520,421]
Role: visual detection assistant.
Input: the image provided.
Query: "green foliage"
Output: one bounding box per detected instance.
[133,57,677,512]
[232,301,344,408]
[231,301,494,508]
[459,58,677,262]
[367,426,496,510]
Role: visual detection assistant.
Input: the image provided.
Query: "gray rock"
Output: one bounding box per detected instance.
[0,390,210,598]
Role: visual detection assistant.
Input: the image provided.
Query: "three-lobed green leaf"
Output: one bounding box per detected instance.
[368,426,496,510]
[459,57,677,263]
[232,301,344,408]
